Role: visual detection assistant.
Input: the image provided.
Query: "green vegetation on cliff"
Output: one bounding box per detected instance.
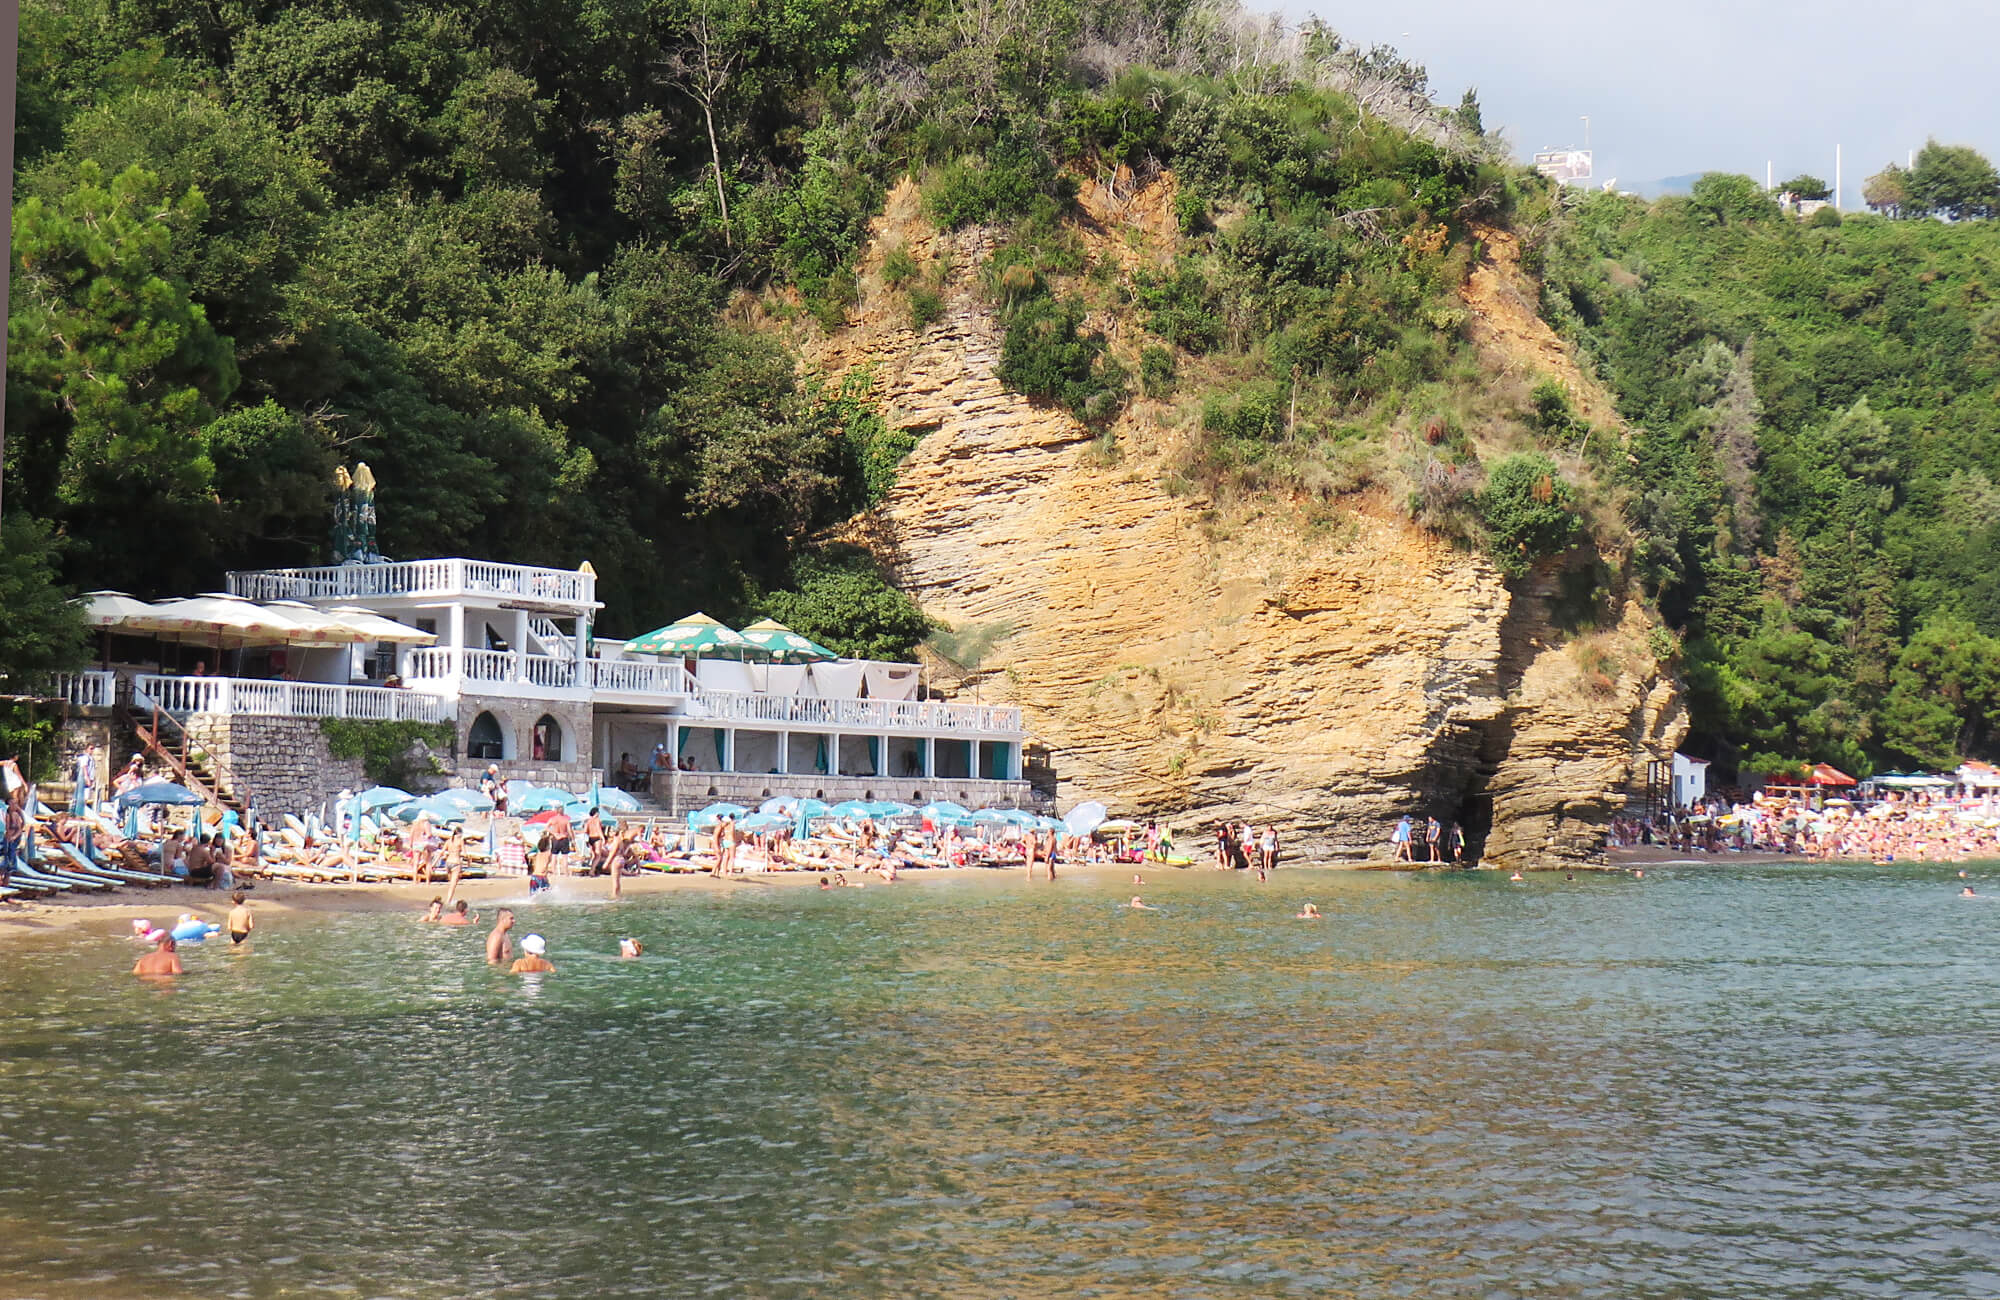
[1542,168,2000,773]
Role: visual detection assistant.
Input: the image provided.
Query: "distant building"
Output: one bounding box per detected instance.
[1671,752,1709,807]
[58,557,1031,817]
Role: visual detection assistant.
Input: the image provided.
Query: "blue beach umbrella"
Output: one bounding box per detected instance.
[431,787,494,813]
[791,798,831,838]
[353,785,414,811]
[827,800,874,820]
[116,779,206,808]
[593,788,642,814]
[737,812,789,833]
[687,802,748,828]
[758,796,797,816]
[515,787,574,813]
[395,796,467,824]
[922,801,971,821]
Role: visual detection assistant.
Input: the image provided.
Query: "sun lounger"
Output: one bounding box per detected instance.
[63,844,171,886]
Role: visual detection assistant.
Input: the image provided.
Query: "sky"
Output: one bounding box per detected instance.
[1280,0,2000,201]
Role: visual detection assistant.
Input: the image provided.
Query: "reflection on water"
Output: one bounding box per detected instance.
[2,864,1999,1298]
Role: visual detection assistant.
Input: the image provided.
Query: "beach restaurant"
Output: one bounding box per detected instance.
[55,557,1030,818]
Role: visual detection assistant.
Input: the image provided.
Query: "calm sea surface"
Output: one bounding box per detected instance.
[1,862,1997,1299]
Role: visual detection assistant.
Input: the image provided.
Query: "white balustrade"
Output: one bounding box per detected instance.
[228,558,594,607]
[50,671,116,709]
[132,674,446,722]
[686,690,1022,735]
[589,658,694,696]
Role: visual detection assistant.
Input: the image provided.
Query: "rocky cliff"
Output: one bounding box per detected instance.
[803,176,1684,866]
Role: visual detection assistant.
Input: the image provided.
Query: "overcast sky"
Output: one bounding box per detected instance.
[1281,0,2000,201]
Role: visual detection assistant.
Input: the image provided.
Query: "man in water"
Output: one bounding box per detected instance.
[133,934,182,977]
[441,899,475,926]
[226,891,254,946]
[486,908,515,964]
[510,933,554,974]
[1127,896,1156,910]
[1961,886,1978,898]
[619,938,642,958]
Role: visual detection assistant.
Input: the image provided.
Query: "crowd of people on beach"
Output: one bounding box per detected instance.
[1610,786,2000,863]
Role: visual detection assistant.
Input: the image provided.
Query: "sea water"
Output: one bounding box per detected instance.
[1,863,1997,1298]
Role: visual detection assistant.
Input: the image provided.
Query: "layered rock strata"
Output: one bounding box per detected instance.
[805,178,1683,865]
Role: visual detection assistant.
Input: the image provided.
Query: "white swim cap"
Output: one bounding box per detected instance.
[521,934,547,956]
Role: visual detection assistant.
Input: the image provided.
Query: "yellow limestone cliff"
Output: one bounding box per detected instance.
[805,176,1683,865]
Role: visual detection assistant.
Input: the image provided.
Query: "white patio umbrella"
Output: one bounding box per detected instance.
[145,595,311,648]
[76,591,172,632]
[261,600,380,646]
[324,606,438,645]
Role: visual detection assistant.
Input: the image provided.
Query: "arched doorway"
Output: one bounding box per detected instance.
[468,711,505,761]
[532,714,564,762]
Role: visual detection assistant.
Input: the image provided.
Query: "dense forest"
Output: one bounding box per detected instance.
[1542,168,2000,775]
[9,0,2000,778]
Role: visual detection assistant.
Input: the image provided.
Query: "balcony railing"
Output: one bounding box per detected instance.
[133,674,448,723]
[590,657,695,696]
[51,671,117,709]
[228,558,596,608]
[688,690,1022,735]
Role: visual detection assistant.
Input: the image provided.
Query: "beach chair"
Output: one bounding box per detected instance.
[64,844,171,887]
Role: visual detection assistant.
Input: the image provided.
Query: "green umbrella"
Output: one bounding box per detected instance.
[738,618,837,664]
[622,612,755,659]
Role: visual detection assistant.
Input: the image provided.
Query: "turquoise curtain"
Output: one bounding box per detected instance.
[677,726,692,758]
[816,735,829,774]
[713,729,726,769]
[867,736,880,775]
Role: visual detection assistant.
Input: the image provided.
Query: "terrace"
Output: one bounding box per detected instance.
[228,559,598,612]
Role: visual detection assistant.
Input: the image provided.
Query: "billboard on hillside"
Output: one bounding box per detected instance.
[1534,149,1593,183]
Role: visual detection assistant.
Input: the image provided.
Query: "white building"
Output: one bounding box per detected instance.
[1671,752,1709,808]
[62,557,1031,815]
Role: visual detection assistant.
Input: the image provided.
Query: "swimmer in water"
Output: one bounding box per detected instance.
[440,899,474,926]
[510,933,554,974]
[1132,874,1144,885]
[1296,903,1321,919]
[620,937,642,958]
[1962,886,1978,898]
[1633,869,1644,879]
[1508,872,1525,882]
[421,897,444,923]
[1127,896,1156,910]
[133,934,182,977]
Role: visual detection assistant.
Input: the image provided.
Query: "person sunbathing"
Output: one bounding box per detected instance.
[133,934,182,977]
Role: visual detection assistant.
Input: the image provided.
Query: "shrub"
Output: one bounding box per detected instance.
[926,152,1060,229]
[1530,379,1579,436]
[996,294,1127,422]
[1139,344,1177,397]
[320,719,457,788]
[1202,379,1288,441]
[908,285,945,332]
[1135,263,1224,353]
[1477,452,1583,576]
[759,548,938,661]
[882,246,917,288]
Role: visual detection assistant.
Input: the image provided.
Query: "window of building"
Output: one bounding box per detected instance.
[468,712,505,761]
[532,714,564,762]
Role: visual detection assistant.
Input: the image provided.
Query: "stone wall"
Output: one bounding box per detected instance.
[52,718,117,801]
[454,694,595,791]
[648,770,1037,817]
[185,715,367,817]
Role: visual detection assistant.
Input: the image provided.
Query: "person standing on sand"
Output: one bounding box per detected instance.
[486,908,515,964]
[134,934,182,977]
[1425,816,1442,864]
[226,891,254,947]
[481,764,507,818]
